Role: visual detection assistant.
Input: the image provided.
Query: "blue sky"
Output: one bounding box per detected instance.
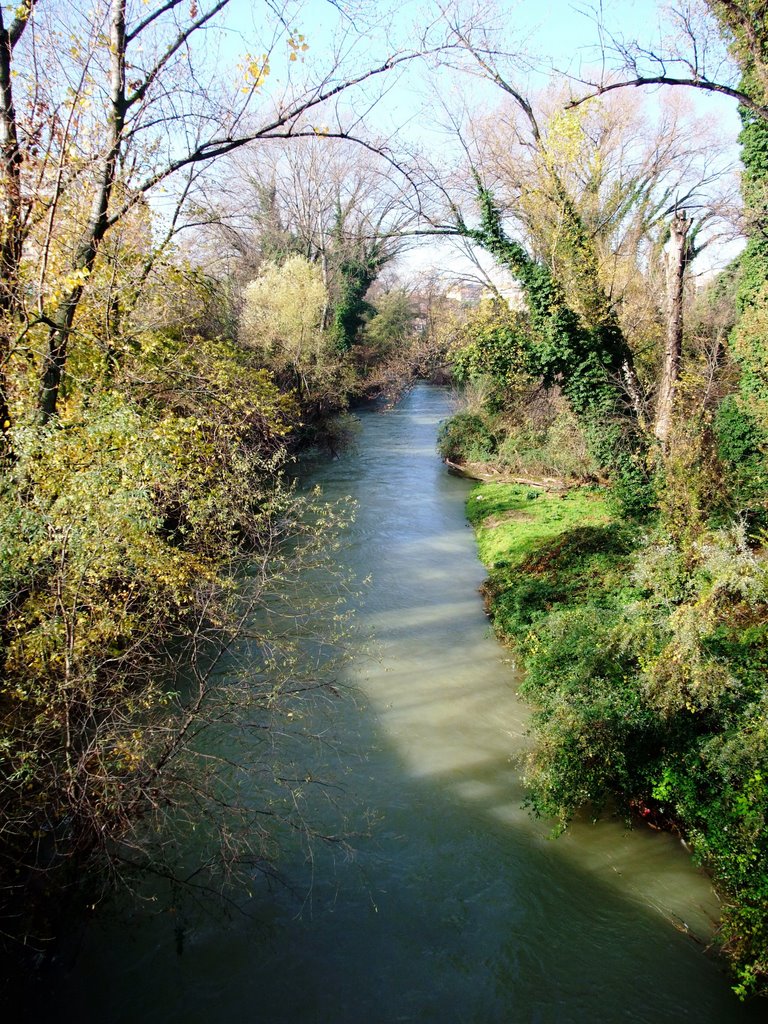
[211,0,742,148]
[197,0,744,280]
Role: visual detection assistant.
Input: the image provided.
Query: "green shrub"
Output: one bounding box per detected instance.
[714,395,768,526]
[437,411,498,463]
[521,605,660,822]
[449,300,532,413]
[495,407,598,479]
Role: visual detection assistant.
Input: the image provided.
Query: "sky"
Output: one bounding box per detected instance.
[212,0,739,131]
[189,0,746,283]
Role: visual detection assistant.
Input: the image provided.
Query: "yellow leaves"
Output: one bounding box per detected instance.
[48,266,91,304]
[241,255,328,361]
[112,730,146,772]
[240,32,308,85]
[288,32,309,59]
[545,108,585,168]
[241,53,270,92]
[14,1,32,23]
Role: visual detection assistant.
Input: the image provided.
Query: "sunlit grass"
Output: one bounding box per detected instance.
[466,483,613,568]
[466,482,639,646]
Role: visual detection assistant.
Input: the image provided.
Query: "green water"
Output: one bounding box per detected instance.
[38,386,764,1023]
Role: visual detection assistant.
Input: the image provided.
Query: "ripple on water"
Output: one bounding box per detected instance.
[40,386,765,1024]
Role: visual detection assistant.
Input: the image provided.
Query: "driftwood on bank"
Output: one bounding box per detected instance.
[443,458,569,491]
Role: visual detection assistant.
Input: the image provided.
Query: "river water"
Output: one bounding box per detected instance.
[39,386,763,1022]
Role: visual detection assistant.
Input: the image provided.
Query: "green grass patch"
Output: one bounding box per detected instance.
[468,483,612,567]
[468,483,639,644]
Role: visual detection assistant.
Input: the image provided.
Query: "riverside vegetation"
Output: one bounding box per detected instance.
[458,477,768,995]
[0,1,456,978]
[436,6,768,995]
[0,203,447,975]
[2,0,768,1008]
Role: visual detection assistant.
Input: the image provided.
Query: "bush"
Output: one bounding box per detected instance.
[521,605,660,822]
[714,395,768,527]
[437,410,498,463]
[0,329,352,945]
[449,300,532,413]
[496,407,598,479]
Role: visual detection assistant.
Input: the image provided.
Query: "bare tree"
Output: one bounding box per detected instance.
[567,2,768,120]
[195,137,422,352]
[0,0,442,423]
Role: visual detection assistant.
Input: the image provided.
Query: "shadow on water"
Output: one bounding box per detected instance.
[33,387,767,1024]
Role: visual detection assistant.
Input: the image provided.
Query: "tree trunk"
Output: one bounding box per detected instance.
[39,286,87,419]
[39,0,126,420]
[0,2,35,452]
[655,211,691,445]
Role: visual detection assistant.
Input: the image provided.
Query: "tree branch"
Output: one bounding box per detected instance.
[126,0,231,109]
[567,74,768,120]
[125,0,187,44]
[8,0,38,50]
[107,49,430,229]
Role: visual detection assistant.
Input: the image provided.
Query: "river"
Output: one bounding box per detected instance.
[36,386,763,1023]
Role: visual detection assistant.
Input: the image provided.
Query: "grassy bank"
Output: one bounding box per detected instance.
[467,482,636,644]
[468,481,768,998]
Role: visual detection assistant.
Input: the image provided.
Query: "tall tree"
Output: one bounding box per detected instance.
[574,1,768,466]
[429,23,727,504]
[0,0,434,423]
[656,210,694,444]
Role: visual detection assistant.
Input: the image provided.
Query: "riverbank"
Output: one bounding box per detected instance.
[0,361,356,993]
[466,477,768,999]
[27,385,763,1024]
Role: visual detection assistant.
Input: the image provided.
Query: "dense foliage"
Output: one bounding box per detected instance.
[459,177,654,513]
[442,11,768,996]
[0,289,364,942]
[442,300,600,479]
[468,481,768,996]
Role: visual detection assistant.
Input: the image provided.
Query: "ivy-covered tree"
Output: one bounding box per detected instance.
[432,29,727,505]
[458,180,653,512]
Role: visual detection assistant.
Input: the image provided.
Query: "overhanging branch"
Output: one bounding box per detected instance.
[567,74,768,121]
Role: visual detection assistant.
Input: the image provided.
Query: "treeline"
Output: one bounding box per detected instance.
[437,7,768,999]
[0,0,457,966]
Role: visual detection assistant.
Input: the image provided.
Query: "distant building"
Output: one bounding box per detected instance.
[445,282,485,305]
[446,279,526,310]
